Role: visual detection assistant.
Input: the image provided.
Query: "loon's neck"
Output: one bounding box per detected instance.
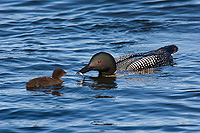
[99,71,116,77]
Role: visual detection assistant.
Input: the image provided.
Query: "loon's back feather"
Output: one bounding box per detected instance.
[116,53,172,71]
[116,45,178,71]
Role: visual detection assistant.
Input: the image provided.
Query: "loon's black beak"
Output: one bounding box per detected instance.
[76,64,93,74]
[76,64,94,79]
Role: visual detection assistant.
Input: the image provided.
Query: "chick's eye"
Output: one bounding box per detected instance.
[98,60,101,63]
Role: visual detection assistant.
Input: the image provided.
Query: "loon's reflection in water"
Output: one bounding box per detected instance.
[77,68,161,86]
[77,76,117,98]
[78,76,117,90]
[76,68,161,98]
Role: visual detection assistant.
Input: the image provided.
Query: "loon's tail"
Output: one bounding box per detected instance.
[152,45,178,55]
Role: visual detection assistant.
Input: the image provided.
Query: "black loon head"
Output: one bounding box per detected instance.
[77,52,116,76]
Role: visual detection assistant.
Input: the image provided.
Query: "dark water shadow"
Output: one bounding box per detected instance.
[91,121,115,126]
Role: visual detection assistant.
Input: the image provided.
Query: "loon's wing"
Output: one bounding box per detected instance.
[116,53,173,71]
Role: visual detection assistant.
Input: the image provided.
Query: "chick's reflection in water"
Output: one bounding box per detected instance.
[27,86,64,96]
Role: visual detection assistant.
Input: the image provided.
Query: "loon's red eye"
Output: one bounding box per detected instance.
[98,60,101,63]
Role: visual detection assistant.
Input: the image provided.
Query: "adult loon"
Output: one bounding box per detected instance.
[26,68,68,88]
[77,45,178,76]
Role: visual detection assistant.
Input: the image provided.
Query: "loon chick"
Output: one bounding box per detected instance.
[26,68,68,88]
[77,45,178,76]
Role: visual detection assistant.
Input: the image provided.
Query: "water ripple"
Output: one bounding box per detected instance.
[1,0,200,132]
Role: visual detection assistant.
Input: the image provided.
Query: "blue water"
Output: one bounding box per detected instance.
[1,0,200,132]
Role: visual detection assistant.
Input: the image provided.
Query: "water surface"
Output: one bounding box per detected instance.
[0,0,200,132]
